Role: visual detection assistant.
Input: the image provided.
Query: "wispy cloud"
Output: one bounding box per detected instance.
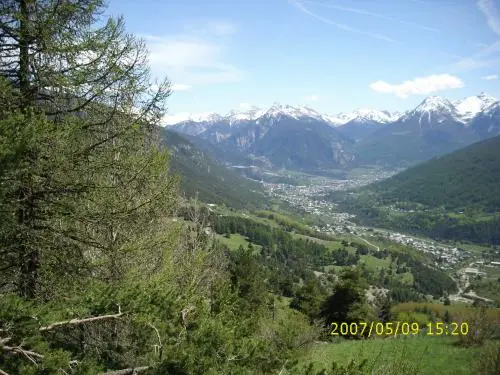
[370,74,464,98]
[304,95,320,102]
[482,74,499,80]
[431,40,500,73]
[289,0,398,43]
[146,36,244,86]
[477,0,500,35]
[304,1,440,32]
[425,2,500,74]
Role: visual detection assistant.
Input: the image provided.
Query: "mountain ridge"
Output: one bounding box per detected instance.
[165,93,497,128]
[167,93,500,170]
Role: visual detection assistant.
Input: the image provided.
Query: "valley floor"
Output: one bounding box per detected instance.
[258,168,500,305]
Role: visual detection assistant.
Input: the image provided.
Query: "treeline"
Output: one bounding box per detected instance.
[392,253,457,297]
[336,191,500,245]
[208,214,359,269]
[253,210,338,241]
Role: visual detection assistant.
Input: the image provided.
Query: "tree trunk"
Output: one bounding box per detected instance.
[18,178,38,299]
[17,0,39,299]
[19,0,33,106]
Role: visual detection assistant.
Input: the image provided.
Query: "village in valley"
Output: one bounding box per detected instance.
[261,171,500,304]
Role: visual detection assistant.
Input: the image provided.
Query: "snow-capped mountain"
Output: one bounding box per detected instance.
[261,103,323,120]
[169,103,357,170]
[227,106,265,124]
[400,96,458,126]
[328,109,401,126]
[166,93,498,130]
[164,112,223,125]
[454,92,497,123]
[166,104,401,129]
[469,100,500,139]
[167,93,500,169]
[397,94,499,128]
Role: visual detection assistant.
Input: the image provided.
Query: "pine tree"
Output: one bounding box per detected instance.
[0,1,185,372]
[320,268,374,330]
[0,0,171,298]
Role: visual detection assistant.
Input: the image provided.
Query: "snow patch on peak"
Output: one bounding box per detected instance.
[415,96,455,113]
[327,109,400,126]
[349,108,400,123]
[401,96,457,126]
[454,93,497,122]
[164,112,222,125]
[227,106,265,124]
[262,103,327,121]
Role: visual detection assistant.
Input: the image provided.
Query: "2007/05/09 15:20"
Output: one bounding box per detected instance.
[330,321,470,337]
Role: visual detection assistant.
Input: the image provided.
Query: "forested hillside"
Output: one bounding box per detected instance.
[337,136,500,244]
[371,135,500,212]
[161,128,267,209]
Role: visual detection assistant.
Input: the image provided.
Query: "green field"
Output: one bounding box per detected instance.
[470,265,500,305]
[216,233,262,252]
[297,336,482,375]
[360,254,391,270]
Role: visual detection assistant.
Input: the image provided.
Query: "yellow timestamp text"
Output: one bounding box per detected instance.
[329,321,469,338]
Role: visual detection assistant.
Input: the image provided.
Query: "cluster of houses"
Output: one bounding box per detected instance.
[382,231,470,268]
[263,182,341,215]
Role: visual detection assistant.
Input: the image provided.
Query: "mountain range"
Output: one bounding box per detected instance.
[167,93,500,170]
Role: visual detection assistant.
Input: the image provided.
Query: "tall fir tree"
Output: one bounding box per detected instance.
[0,0,172,298]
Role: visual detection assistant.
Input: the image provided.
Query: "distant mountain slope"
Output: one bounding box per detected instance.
[371,135,500,212]
[168,93,499,170]
[336,118,390,142]
[470,102,500,139]
[170,104,356,171]
[178,132,260,167]
[337,136,500,244]
[160,129,267,209]
[355,96,481,166]
[250,115,354,170]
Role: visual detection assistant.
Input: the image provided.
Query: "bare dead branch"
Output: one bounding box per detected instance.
[40,306,123,332]
[180,305,195,327]
[1,342,80,370]
[100,366,150,375]
[147,322,162,358]
[1,344,44,365]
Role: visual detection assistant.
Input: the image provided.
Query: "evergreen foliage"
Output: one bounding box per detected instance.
[0,2,314,373]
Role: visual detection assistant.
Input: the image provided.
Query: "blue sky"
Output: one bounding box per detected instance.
[106,0,500,120]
